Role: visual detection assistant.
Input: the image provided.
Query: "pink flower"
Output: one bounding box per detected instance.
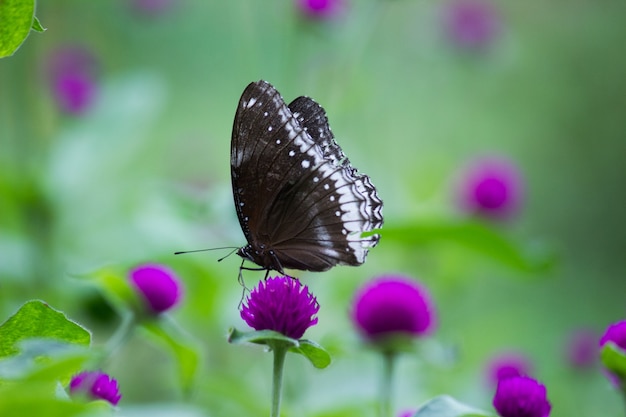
[351,275,436,341]
[493,376,551,417]
[456,156,524,220]
[296,0,345,20]
[129,263,183,314]
[486,352,532,388]
[443,0,501,50]
[47,45,99,114]
[69,371,121,405]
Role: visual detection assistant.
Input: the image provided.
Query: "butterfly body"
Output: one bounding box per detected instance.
[231,80,383,275]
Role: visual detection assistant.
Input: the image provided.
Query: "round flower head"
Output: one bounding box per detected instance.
[566,328,597,369]
[47,45,99,114]
[129,263,183,315]
[69,371,121,406]
[241,276,319,340]
[443,0,501,50]
[456,156,523,220]
[351,275,436,341]
[486,352,532,388]
[297,0,345,20]
[493,376,551,417]
[599,321,626,385]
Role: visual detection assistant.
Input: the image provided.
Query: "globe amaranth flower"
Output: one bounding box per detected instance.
[47,45,99,114]
[443,0,501,50]
[456,156,523,220]
[129,263,183,315]
[599,321,626,386]
[486,352,532,388]
[566,328,597,369]
[297,0,345,20]
[69,371,121,406]
[351,275,436,341]
[493,376,551,417]
[241,276,319,340]
[130,0,175,16]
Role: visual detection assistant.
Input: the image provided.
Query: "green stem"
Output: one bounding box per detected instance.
[102,312,136,364]
[380,351,396,417]
[270,342,289,417]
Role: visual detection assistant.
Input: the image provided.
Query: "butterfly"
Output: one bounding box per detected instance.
[231,80,383,276]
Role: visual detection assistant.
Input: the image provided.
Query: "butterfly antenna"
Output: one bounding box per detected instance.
[174,246,238,255]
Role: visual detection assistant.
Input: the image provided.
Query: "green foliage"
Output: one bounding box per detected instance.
[0,0,43,58]
[141,318,200,396]
[228,328,331,369]
[600,343,626,383]
[383,219,555,273]
[410,396,492,417]
[0,300,90,359]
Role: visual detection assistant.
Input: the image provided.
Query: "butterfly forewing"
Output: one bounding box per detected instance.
[231,80,383,273]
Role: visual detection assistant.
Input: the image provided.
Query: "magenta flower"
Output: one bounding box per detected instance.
[351,275,436,341]
[47,45,99,114]
[599,321,626,386]
[398,410,416,417]
[130,0,175,16]
[297,0,345,20]
[129,263,183,315]
[241,276,319,339]
[69,371,121,406]
[493,376,551,417]
[566,328,597,368]
[443,0,501,50]
[456,156,523,220]
[486,352,532,388]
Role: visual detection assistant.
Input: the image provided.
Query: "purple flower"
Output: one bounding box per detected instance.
[297,0,345,20]
[351,275,436,341]
[443,0,501,50]
[69,371,122,406]
[566,328,597,369]
[486,352,532,388]
[493,376,551,417]
[130,0,175,16]
[47,45,99,114]
[129,263,183,315]
[241,276,319,339]
[456,156,523,220]
[398,410,416,417]
[599,321,626,386]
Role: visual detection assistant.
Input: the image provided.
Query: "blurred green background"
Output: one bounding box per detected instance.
[1,0,625,416]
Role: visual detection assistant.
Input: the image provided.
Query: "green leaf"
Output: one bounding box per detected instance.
[383,219,555,273]
[412,396,492,417]
[31,16,45,32]
[601,342,626,379]
[84,265,142,315]
[141,318,200,396]
[227,328,300,348]
[289,339,331,369]
[0,0,36,58]
[0,300,91,359]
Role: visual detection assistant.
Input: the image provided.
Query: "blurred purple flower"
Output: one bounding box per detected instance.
[486,352,532,388]
[129,263,183,315]
[566,328,597,369]
[241,276,319,339]
[443,0,501,50]
[493,376,551,417]
[69,371,121,406]
[47,45,99,114]
[130,0,175,16]
[297,0,345,20]
[398,410,416,417]
[456,156,523,220]
[351,275,436,341]
[599,321,626,386]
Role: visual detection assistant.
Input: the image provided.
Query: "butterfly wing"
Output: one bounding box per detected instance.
[231,80,383,272]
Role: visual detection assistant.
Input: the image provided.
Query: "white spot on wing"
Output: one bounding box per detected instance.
[301,160,310,168]
[245,98,257,108]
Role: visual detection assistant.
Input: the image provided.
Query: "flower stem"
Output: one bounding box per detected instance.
[270,342,289,417]
[102,312,136,364]
[380,351,396,417]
